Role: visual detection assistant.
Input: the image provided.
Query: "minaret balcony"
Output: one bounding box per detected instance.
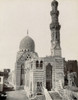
[50,23,61,30]
[50,10,59,16]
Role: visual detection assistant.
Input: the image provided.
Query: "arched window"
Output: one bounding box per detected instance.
[36,61,39,68]
[40,61,43,69]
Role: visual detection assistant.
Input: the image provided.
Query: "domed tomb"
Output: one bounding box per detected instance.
[19,35,35,52]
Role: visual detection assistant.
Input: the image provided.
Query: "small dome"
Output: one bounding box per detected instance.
[19,36,35,52]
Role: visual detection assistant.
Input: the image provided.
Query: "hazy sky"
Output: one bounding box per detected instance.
[0,0,78,70]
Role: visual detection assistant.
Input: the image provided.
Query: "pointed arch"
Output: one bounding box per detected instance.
[36,60,39,68]
[20,64,24,85]
[46,63,52,91]
[40,60,43,69]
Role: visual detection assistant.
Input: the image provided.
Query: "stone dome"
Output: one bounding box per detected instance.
[19,35,35,52]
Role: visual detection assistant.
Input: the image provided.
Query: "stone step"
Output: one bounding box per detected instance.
[49,92,62,100]
[31,95,45,100]
[43,87,52,100]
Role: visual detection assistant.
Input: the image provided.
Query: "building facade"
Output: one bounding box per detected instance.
[13,0,78,99]
[14,0,64,92]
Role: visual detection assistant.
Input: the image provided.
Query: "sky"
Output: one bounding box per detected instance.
[0,0,78,70]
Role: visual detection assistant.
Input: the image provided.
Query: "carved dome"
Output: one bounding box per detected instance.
[19,35,35,52]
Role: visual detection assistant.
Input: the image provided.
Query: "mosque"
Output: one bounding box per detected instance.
[9,0,78,100]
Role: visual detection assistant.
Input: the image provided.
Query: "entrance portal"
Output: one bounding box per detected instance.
[46,63,52,91]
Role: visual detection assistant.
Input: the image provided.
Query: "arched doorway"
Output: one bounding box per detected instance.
[46,63,52,91]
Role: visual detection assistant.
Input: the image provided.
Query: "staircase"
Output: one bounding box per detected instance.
[49,92,62,100]
[43,87,52,100]
[43,87,63,100]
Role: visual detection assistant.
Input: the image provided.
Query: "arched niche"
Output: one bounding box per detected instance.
[20,64,25,85]
[46,63,52,91]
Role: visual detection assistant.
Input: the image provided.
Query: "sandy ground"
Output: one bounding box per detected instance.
[6,90,29,100]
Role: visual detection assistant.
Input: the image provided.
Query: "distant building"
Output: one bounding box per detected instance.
[8,70,15,86]
[64,60,78,86]
[4,69,10,79]
[0,72,4,91]
[0,69,10,92]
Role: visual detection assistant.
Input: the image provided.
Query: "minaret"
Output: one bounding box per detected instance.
[50,0,61,57]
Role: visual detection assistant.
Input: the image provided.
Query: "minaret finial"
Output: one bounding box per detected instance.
[27,29,29,35]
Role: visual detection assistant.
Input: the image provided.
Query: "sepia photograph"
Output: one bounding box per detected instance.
[0,0,78,100]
